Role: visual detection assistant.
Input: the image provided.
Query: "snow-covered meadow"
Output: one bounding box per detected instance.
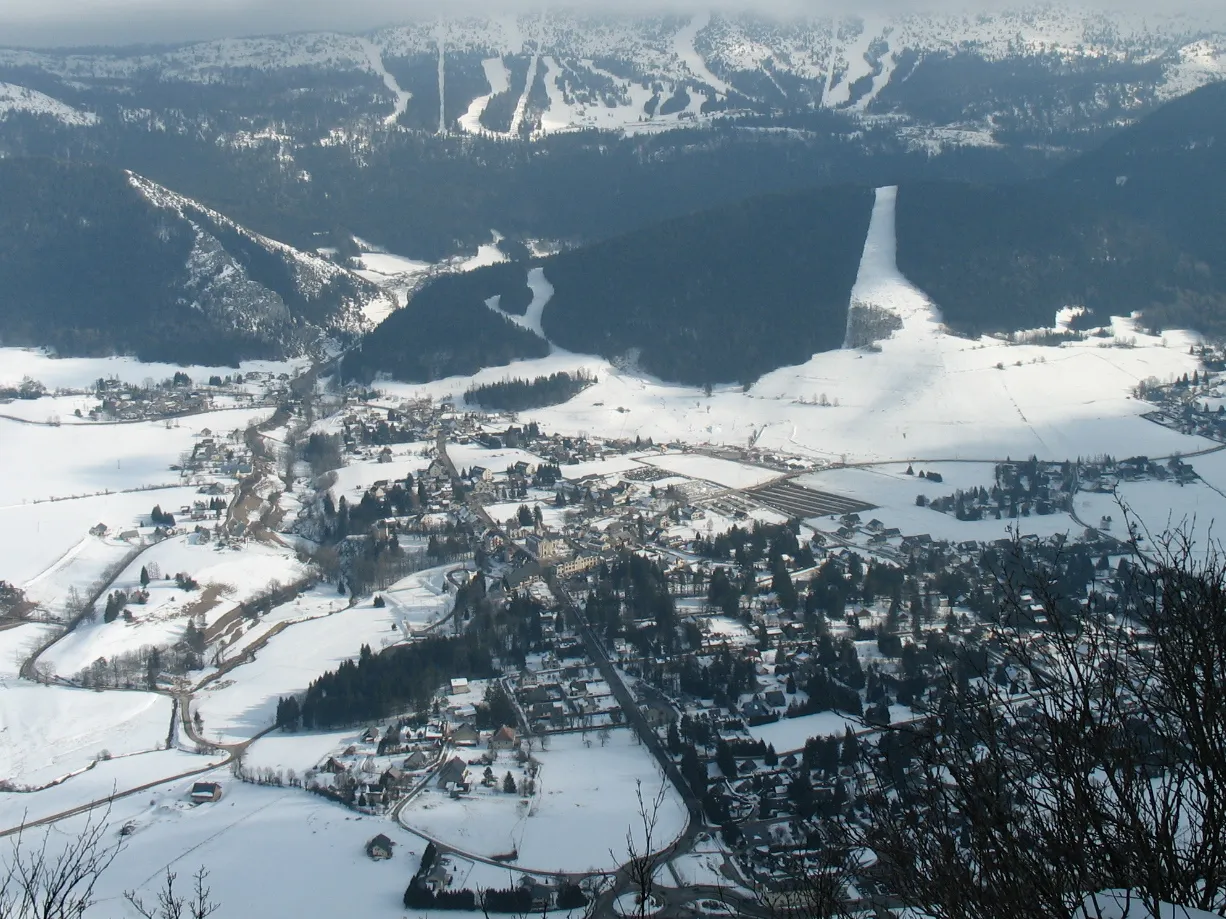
[64,775,427,919]
[193,566,456,744]
[399,729,687,873]
[42,537,312,680]
[0,685,172,788]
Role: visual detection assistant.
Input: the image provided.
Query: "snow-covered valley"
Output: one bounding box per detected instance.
[0,169,1222,917]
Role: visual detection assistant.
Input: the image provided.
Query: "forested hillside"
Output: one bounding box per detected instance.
[896,83,1226,338]
[348,186,873,386]
[0,158,380,363]
[538,186,873,385]
[341,264,549,383]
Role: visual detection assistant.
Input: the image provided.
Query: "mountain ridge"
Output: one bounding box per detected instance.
[0,158,386,364]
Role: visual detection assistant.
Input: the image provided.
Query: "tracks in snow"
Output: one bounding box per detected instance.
[357,37,411,126]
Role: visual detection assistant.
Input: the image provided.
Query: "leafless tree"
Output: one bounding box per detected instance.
[746,844,855,919]
[618,779,674,919]
[125,867,219,919]
[850,525,1226,919]
[0,809,120,918]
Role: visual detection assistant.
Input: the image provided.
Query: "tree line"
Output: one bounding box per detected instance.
[464,370,596,412]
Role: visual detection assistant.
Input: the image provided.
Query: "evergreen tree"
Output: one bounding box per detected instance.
[764,743,779,767]
[841,726,861,766]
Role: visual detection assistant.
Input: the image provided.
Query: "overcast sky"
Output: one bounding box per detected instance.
[0,0,1218,49]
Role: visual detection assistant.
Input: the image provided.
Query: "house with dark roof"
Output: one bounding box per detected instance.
[366,834,395,860]
[189,782,222,803]
[436,756,469,790]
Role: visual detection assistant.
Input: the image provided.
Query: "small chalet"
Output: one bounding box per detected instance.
[488,725,519,752]
[436,756,469,790]
[449,677,470,695]
[366,834,395,860]
[403,750,430,770]
[189,782,222,803]
[741,699,773,721]
[450,722,480,746]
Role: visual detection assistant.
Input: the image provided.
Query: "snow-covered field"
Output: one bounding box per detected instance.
[447,443,546,473]
[54,775,427,918]
[796,463,1082,543]
[0,685,171,788]
[0,348,305,393]
[42,538,311,680]
[194,567,454,744]
[0,486,203,588]
[1078,479,1226,554]
[640,453,781,490]
[0,408,269,506]
[399,729,686,873]
[327,441,433,499]
[745,706,913,754]
[0,748,226,834]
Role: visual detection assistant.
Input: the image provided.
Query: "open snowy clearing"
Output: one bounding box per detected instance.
[1078,479,1226,554]
[41,537,311,680]
[0,623,54,678]
[640,453,782,490]
[0,408,270,506]
[0,486,203,588]
[447,443,546,473]
[45,775,429,919]
[745,705,914,754]
[795,463,1084,543]
[400,729,686,873]
[0,685,171,788]
[20,534,141,620]
[241,728,360,774]
[0,748,226,834]
[326,440,434,499]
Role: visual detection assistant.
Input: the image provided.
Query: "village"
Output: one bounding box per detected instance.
[191,375,1210,914]
[1,348,1222,919]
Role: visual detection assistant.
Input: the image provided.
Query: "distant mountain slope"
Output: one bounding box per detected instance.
[896,81,1226,338]
[1,9,1221,141]
[345,186,873,386]
[349,81,1226,387]
[0,158,383,364]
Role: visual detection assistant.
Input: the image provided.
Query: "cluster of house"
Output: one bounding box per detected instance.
[307,723,448,812]
[434,725,524,796]
[85,372,286,423]
[509,663,617,734]
[182,429,254,479]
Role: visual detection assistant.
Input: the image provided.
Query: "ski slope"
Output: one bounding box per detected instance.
[673,13,730,96]
[380,185,1205,467]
